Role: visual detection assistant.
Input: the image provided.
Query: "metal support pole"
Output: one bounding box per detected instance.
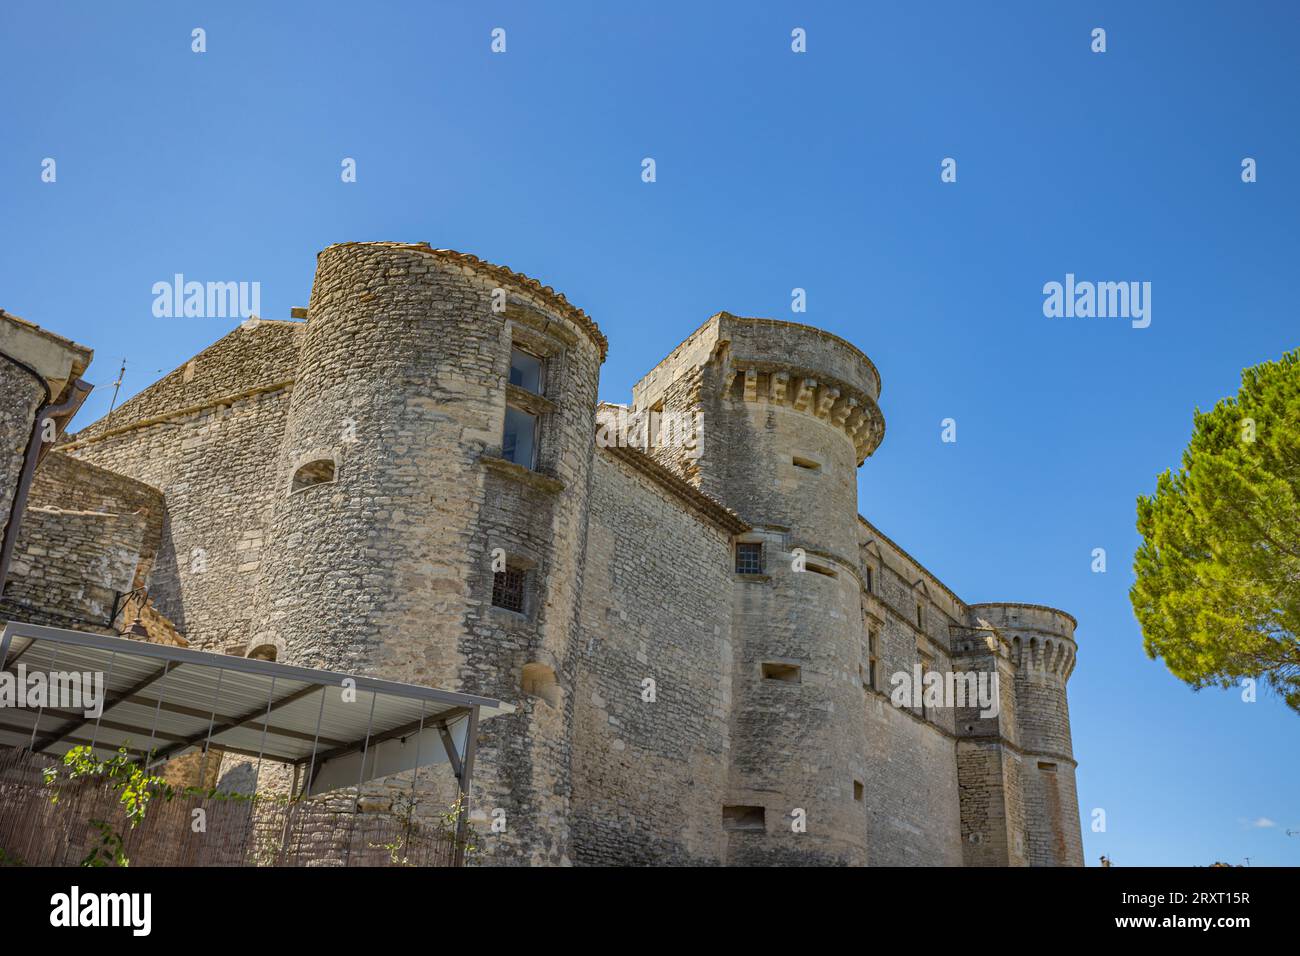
[452,705,480,867]
[87,651,117,752]
[196,668,226,788]
[301,686,328,798]
[253,675,276,788]
[344,691,377,867]
[27,643,61,751]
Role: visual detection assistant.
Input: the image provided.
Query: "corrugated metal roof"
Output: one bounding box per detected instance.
[0,623,513,794]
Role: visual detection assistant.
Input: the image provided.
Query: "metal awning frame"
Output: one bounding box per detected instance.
[0,622,509,865]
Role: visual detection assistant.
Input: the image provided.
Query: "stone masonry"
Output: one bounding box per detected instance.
[0,243,1083,865]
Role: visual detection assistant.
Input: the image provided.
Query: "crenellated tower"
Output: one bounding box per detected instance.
[958,603,1083,866]
[630,313,885,863]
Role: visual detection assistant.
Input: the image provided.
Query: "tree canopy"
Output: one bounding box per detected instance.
[1131,349,1300,713]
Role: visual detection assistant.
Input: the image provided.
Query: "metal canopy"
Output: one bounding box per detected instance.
[0,622,513,802]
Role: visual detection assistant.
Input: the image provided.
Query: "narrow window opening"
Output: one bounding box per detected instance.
[761,662,801,683]
[735,542,764,575]
[646,400,665,449]
[853,780,864,802]
[509,347,545,395]
[1037,761,1058,772]
[918,652,932,719]
[867,630,879,690]
[291,459,335,494]
[916,602,924,629]
[503,406,538,469]
[806,562,837,578]
[865,566,873,593]
[492,567,527,613]
[722,805,766,832]
[792,456,821,472]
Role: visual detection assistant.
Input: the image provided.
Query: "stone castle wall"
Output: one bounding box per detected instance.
[1,507,146,632]
[570,447,739,865]
[1,244,1083,866]
[60,322,301,654]
[0,368,44,557]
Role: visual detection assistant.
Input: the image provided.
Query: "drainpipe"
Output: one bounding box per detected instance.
[0,357,89,596]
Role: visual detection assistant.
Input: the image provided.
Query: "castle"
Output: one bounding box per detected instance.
[0,242,1083,865]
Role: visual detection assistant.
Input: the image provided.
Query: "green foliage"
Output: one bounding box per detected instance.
[47,746,169,826]
[42,745,178,867]
[442,792,477,857]
[42,746,472,867]
[42,745,260,867]
[81,820,128,868]
[1131,349,1300,712]
[367,790,476,864]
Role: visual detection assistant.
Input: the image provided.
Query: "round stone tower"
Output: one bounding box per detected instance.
[248,242,605,864]
[631,313,884,864]
[968,602,1083,866]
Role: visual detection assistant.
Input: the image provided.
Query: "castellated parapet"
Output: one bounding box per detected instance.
[965,603,1082,866]
[11,242,1083,865]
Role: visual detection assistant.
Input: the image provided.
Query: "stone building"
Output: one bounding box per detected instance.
[0,242,1083,865]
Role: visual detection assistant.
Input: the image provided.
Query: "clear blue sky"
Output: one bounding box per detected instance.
[2,1,1296,866]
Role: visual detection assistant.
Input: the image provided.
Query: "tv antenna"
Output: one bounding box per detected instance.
[106,358,126,421]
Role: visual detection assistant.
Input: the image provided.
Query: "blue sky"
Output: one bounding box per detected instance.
[2,1,1296,865]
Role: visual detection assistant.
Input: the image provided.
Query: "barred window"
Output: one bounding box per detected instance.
[735,542,763,575]
[492,567,527,612]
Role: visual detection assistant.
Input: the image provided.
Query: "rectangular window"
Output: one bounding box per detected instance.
[503,406,538,469]
[918,652,932,719]
[916,602,924,629]
[865,566,873,593]
[722,805,766,832]
[492,568,526,613]
[853,780,864,802]
[792,455,821,472]
[509,348,544,394]
[1037,761,1058,772]
[646,400,664,450]
[867,630,879,690]
[761,662,801,683]
[735,542,764,575]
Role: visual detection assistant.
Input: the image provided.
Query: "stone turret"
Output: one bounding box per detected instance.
[958,603,1082,866]
[631,313,885,863]
[248,242,605,863]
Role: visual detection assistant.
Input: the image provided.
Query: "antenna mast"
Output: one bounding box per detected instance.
[107,358,127,421]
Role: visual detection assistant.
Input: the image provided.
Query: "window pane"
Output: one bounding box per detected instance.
[509,348,544,394]
[503,406,537,468]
